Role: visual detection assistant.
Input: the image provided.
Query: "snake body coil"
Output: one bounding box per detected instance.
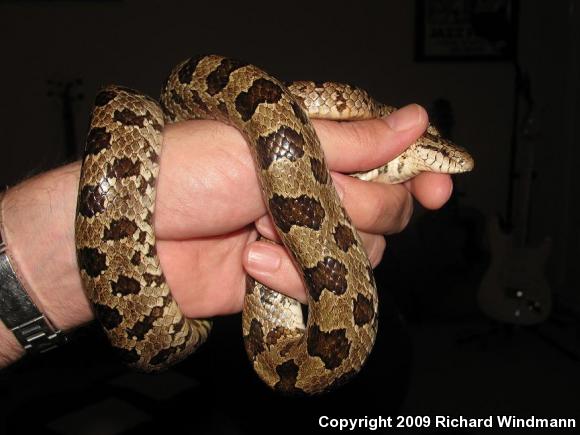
[75,55,473,395]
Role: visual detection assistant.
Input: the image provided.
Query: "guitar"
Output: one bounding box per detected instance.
[478,216,552,325]
[477,68,552,325]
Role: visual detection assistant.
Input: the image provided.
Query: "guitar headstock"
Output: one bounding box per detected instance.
[46,78,84,102]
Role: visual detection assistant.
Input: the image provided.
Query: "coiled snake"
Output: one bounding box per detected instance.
[75,55,473,395]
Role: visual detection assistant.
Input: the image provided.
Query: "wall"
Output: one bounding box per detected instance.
[517,1,579,299]
[0,1,513,212]
[0,1,576,296]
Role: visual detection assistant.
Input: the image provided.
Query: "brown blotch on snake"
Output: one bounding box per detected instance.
[366,264,376,286]
[309,157,329,184]
[126,306,164,340]
[234,78,283,122]
[304,256,349,301]
[146,244,157,258]
[306,325,351,370]
[78,184,106,218]
[143,273,165,286]
[137,174,156,197]
[206,58,248,96]
[170,89,187,111]
[353,293,375,326]
[159,99,175,121]
[107,157,141,179]
[256,126,305,169]
[245,318,265,360]
[85,127,112,157]
[190,89,209,113]
[268,194,325,233]
[274,360,304,395]
[111,275,141,296]
[94,303,123,330]
[113,108,148,128]
[149,119,163,133]
[245,275,256,295]
[103,218,138,241]
[137,231,147,244]
[291,100,310,125]
[333,223,357,252]
[173,315,186,332]
[78,247,107,278]
[144,209,154,225]
[177,56,203,84]
[130,252,141,266]
[95,90,118,107]
[335,93,348,112]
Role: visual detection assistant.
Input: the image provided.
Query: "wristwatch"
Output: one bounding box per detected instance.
[0,192,67,353]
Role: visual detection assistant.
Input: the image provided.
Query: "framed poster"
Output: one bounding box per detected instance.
[416,0,517,61]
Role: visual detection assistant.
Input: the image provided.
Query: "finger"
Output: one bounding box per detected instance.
[404,173,453,210]
[244,240,307,303]
[243,233,385,304]
[254,214,282,243]
[332,173,413,235]
[312,104,429,173]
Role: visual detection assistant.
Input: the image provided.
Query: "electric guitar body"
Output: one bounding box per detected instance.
[478,216,552,325]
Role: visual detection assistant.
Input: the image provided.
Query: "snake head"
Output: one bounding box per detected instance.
[416,133,475,174]
[446,144,475,173]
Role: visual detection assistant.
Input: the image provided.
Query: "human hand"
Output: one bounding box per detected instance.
[154,103,453,316]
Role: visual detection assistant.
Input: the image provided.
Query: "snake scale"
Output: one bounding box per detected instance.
[75,55,473,395]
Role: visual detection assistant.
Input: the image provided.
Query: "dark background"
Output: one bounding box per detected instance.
[1,1,579,434]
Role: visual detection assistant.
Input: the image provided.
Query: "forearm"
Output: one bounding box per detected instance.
[0,162,93,367]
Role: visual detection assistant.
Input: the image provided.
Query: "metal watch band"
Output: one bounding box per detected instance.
[0,192,67,353]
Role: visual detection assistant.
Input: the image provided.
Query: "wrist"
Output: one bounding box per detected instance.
[0,162,93,360]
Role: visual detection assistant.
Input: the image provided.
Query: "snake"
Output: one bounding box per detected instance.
[75,55,474,395]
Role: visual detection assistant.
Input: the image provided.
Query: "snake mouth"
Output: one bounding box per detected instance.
[448,149,475,173]
[457,152,475,172]
[454,154,475,174]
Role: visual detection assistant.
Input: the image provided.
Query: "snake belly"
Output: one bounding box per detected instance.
[75,55,473,395]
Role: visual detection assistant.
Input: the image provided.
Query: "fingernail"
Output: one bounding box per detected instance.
[247,244,281,272]
[385,104,422,132]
